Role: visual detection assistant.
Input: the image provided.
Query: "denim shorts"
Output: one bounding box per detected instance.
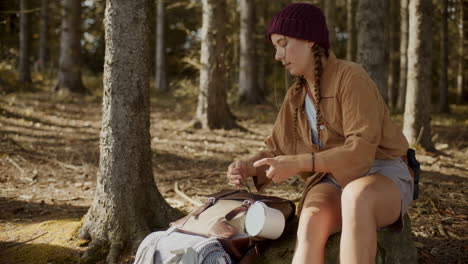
[319,158,414,231]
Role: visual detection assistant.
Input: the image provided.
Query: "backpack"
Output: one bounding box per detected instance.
[134,189,295,264]
[170,189,296,263]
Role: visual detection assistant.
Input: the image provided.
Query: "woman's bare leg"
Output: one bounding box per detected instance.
[339,174,401,264]
[292,183,342,264]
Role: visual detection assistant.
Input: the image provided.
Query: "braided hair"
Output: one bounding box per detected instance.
[295,44,329,149]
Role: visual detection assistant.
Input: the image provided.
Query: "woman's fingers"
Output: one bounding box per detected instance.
[253,158,274,168]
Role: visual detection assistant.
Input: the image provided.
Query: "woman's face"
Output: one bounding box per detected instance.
[271,33,314,76]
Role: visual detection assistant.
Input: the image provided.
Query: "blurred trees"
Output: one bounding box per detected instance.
[239,0,263,104]
[403,0,434,150]
[155,0,168,92]
[346,0,357,61]
[397,0,409,113]
[457,0,467,103]
[324,0,336,47]
[56,0,87,94]
[193,0,237,129]
[387,0,400,110]
[38,0,48,71]
[18,0,31,83]
[439,0,450,113]
[0,0,465,139]
[356,0,388,101]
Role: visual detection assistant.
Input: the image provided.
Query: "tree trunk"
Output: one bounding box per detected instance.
[38,0,49,71]
[456,0,467,104]
[239,0,263,104]
[439,0,450,113]
[346,0,357,61]
[397,0,409,112]
[79,0,182,262]
[194,0,237,129]
[155,0,168,92]
[356,0,388,102]
[56,0,87,94]
[324,0,336,48]
[18,0,31,83]
[403,0,433,150]
[257,0,267,98]
[387,0,400,110]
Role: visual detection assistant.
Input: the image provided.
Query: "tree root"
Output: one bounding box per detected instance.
[81,239,108,263]
[106,241,124,264]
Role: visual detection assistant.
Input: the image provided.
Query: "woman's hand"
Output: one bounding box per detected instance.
[226,160,255,189]
[253,154,308,183]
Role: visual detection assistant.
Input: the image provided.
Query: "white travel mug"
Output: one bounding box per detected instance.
[244,201,285,239]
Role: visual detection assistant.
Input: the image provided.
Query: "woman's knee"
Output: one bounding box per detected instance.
[297,202,341,241]
[341,175,384,218]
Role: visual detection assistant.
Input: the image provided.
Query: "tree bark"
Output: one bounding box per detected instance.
[387,0,400,110]
[324,0,336,48]
[439,0,450,113]
[403,0,434,150]
[239,0,263,104]
[194,0,237,129]
[397,0,409,112]
[456,0,467,104]
[356,0,388,102]
[56,0,87,94]
[346,0,357,61]
[155,0,168,92]
[18,0,31,83]
[79,0,182,262]
[257,0,267,98]
[38,0,49,71]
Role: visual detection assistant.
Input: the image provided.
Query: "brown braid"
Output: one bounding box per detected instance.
[295,45,329,149]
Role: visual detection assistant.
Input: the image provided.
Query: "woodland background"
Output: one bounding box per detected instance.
[0,0,467,263]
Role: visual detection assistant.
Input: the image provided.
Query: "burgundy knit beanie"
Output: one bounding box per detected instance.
[267,3,330,50]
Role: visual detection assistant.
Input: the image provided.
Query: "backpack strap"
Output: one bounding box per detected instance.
[239,244,259,264]
[224,199,255,221]
[192,189,241,218]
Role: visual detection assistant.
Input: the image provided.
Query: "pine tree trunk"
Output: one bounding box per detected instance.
[397,0,409,112]
[155,0,168,92]
[56,0,87,94]
[356,0,388,101]
[194,0,237,129]
[439,0,450,113]
[403,0,434,150]
[239,0,262,104]
[346,0,357,61]
[18,0,31,83]
[79,0,182,262]
[38,0,48,71]
[456,0,467,104]
[324,0,336,47]
[387,0,400,110]
[257,0,267,98]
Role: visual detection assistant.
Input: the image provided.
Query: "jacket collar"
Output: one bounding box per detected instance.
[290,52,338,108]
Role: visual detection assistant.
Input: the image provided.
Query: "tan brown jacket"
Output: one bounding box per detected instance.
[254,52,409,190]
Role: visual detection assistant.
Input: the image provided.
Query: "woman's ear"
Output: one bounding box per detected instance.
[308,41,316,48]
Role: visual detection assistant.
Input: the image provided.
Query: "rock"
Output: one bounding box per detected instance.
[256,214,418,264]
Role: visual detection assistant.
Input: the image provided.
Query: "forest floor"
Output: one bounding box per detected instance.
[0,84,467,263]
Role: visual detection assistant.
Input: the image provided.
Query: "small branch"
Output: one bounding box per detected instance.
[174,181,203,207]
[415,126,424,146]
[0,8,41,14]
[6,156,24,174]
[0,232,48,252]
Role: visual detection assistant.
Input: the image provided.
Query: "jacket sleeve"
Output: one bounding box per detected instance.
[315,75,385,187]
[252,89,292,191]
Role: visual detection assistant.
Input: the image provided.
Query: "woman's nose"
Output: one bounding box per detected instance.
[275,49,283,61]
